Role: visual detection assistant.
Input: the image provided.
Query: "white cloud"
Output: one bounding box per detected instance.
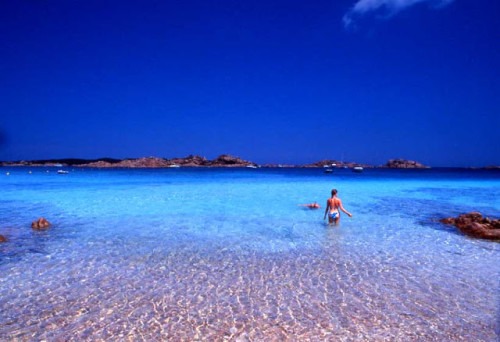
[343,0,454,28]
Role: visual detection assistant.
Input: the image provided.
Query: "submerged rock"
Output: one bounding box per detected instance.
[31,217,51,230]
[0,234,7,242]
[440,212,500,240]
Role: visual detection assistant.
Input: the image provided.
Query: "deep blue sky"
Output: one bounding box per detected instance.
[1,0,499,166]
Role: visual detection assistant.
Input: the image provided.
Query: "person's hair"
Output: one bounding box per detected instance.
[331,189,338,197]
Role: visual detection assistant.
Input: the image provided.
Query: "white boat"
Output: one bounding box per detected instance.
[54,163,63,167]
[57,170,69,174]
[324,169,333,173]
[323,165,329,168]
[353,166,363,173]
[331,163,337,167]
[169,164,180,168]
[246,165,258,168]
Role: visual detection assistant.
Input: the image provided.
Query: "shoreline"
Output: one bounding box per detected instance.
[1,165,498,170]
[0,155,446,169]
[2,156,497,169]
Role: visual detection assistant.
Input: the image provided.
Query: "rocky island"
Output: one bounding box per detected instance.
[382,159,429,169]
[1,156,376,168]
[1,154,257,168]
[302,160,373,168]
[5,156,496,169]
[82,157,171,168]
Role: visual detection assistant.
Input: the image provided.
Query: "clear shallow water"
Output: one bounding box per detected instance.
[0,167,499,341]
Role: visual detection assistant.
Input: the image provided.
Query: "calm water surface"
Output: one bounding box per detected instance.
[0,167,499,341]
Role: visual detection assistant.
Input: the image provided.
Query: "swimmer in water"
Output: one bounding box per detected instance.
[298,202,321,209]
[324,189,352,226]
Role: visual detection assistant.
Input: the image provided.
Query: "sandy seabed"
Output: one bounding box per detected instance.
[1,238,498,342]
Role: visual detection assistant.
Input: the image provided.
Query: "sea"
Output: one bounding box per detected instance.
[0,167,499,341]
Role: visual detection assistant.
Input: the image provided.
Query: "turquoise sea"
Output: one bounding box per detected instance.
[0,167,499,341]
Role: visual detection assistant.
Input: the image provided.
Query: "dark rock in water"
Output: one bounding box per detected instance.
[383,159,429,169]
[440,212,500,240]
[31,217,51,230]
[0,234,7,242]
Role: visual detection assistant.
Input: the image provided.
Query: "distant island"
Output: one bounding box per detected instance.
[1,154,256,168]
[0,155,440,169]
[381,159,430,169]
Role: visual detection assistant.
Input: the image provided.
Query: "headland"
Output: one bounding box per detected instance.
[0,155,437,169]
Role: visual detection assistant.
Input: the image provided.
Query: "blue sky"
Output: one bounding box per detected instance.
[0,0,499,166]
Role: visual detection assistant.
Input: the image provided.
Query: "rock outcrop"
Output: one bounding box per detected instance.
[207,154,256,167]
[82,160,115,168]
[0,234,7,242]
[1,156,372,168]
[77,155,256,168]
[303,160,341,168]
[83,157,170,168]
[0,158,121,167]
[116,157,171,168]
[383,159,429,169]
[169,155,207,167]
[440,212,500,240]
[31,218,51,230]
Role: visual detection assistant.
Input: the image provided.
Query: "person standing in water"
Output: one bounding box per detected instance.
[324,189,352,226]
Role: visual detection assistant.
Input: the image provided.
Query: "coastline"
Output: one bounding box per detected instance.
[1,157,498,169]
[0,155,444,169]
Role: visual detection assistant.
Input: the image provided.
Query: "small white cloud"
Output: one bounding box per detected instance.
[343,0,454,29]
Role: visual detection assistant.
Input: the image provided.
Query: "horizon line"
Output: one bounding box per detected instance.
[0,155,499,169]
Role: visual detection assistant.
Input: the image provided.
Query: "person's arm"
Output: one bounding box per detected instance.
[324,200,330,220]
[338,199,353,217]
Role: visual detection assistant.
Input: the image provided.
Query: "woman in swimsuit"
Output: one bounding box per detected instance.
[324,189,353,226]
